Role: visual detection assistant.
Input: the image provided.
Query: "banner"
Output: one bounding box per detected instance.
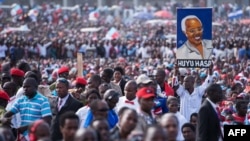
[10,4,22,16]
[228,9,243,21]
[176,8,213,68]
[105,27,119,40]
[89,10,99,21]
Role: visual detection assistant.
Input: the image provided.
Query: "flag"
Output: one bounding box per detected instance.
[54,5,62,14]
[28,7,39,22]
[172,76,179,87]
[228,9,243,20]
[10,4,23,16]
[28,9,39,17]
[89,10,99,21]
[1,25,31,34]
[105,27,119,40]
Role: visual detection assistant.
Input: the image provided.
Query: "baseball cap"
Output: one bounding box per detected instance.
[104,89,119,100]
[136,87,155,99]
[136,74,153,85]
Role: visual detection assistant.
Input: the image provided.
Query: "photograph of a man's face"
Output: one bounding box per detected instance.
[176,8,213,61]
[184,17,203,47]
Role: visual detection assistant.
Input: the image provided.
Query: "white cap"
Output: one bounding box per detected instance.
[136,74,153,85]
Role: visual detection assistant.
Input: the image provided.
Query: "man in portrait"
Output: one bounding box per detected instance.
[176,15,213,60]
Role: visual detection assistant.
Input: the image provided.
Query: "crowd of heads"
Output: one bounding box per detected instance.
[0,1,250,141]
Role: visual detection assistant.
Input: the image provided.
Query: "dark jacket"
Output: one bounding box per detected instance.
[119,79,127,96]
[196,99,223,141]
[50,94,83,141]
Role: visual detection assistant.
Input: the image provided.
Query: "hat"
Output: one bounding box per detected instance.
[0,90,10,101]
[58,67,69,74]
[200,72,207,78]
[166,64,174,69]
[10,68,24,77]
[234,75,240,81]
[136,87,155,99]
[179,68,188,76]
[136,74,152,84]
[75,77,87,86]
[104,89,119,100]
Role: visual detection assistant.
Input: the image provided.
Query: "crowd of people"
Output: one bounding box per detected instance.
[0,1,249,141]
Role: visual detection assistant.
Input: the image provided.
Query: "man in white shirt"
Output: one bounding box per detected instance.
[115,80,139,113]
[173,64,213,121]
[37,41,52,58]
[0,42,8,59]
[138,44,151,59]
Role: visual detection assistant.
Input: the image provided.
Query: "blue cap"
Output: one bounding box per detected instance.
[167,64,174,69]
[200,72,207,78]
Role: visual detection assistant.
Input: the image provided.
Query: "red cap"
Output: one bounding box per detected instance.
[58,67,69,74]
[75,77,87,85]
[136,87,155,99]
[0,90,10,101]
[234,75,240,81]
[10,68,24,77]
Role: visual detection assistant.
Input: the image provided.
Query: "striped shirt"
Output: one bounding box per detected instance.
[10,93,52,127]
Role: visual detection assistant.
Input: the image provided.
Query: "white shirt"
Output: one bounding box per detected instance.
[6,96,21,128]
[176,75,212,121]
[58,94,69,111]
[139,46,151,59]
[76,106,89,127]
[104,44,111,58]
[79,44,86,53]
[115,96,139,114]
[175,112,188,141]
[15,87,24,99]
[37,42,52,57]
[0,45,8,58]
[226,48,235,60]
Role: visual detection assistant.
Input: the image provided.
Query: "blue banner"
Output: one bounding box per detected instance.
[228,9,243,21]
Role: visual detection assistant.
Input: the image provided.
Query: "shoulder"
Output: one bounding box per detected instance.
[199,101,211,112]
[110,126,120,139]
[36,93,50,101]
[177,43,189,54]
[203,39,213,49]
[177,112,187,121]
[70,95,83,106]
[110,82,119,87]
[119,96,125,101]
[203,39,212,44]
[121,79,127,84]
[76,106,89,114]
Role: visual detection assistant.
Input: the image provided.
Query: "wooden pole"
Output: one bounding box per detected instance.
[77,52,83,77]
